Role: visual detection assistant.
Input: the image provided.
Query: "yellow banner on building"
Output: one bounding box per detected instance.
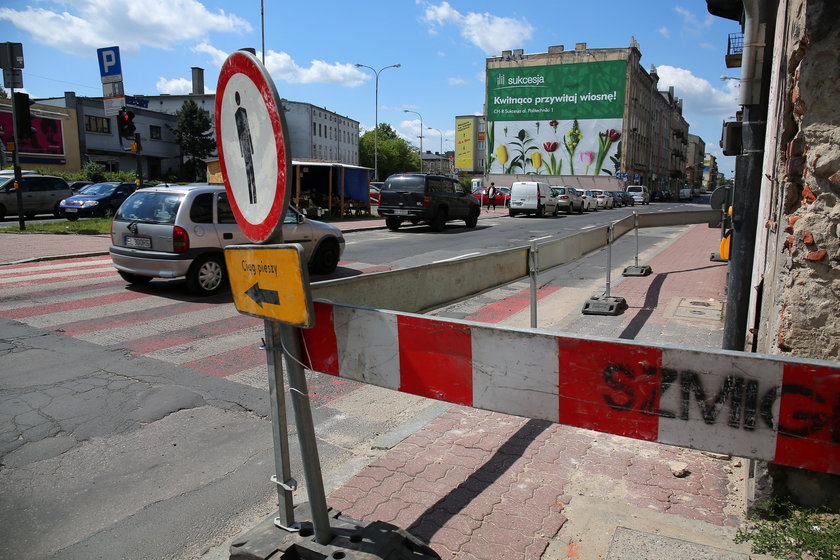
[455,119,474,171]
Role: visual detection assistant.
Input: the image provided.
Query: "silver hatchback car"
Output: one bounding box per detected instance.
[110,183,345,295]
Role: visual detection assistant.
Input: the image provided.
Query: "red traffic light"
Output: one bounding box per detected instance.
[117,108,136,139]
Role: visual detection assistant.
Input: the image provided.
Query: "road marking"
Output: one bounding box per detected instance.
[433,252,481,263]
[531,235,553,242]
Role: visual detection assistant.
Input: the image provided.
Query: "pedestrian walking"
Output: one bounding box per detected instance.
[487,182,496,211]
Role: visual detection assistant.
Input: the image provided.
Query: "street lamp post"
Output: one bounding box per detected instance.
[403,109,423,173]
[355,63,400,181]
[428,127,443,174]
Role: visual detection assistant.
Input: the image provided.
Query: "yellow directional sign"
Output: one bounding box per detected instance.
[224,244,313,327]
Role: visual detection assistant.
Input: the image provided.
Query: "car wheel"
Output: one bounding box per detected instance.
[578,203,584,214]
[536,205,544,218]
[53,202,62,218]
[0,204,5,220]
[430,209,447,232]
[312,239,340,275]
[103,206,115,219]
[186,255,226,296]
[118,271,153,285]
[385,217,401,231]
[465,207,479,228]
[508,209,516,217]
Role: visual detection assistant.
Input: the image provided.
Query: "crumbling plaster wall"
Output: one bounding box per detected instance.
[757,0,840,360]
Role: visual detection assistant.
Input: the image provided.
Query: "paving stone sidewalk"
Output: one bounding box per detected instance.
[326,224,753,560]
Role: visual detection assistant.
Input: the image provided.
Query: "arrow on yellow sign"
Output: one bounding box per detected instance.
[224,244,313,327]
[245,282,280,307]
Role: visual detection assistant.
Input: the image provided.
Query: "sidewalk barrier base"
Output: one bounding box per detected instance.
[581,295,628,316]
[622,264,653,277]
[710,252,728,262]
[229,503,441,560]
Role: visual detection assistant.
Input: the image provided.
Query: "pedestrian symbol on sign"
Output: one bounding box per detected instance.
[234,91,257,205]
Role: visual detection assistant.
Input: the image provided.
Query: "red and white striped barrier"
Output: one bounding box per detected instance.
[300,302,839,475]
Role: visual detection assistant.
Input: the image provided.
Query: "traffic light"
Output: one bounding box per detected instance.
[13,92,34,139]
[117,108,136,139]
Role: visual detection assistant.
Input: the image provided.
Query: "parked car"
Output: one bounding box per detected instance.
[651,190,670,202]
[68,180,94,193]
[378,173,480,231]
[626,185,651,205]
[471,186,510,208]
[59,181,140,220]
[618,191,635,206]
[0,173,72,220]
[590,189,614,209]
[607,191,624,208]
[575,189,598,211]
[550,186,583,214]
[508,181,558,217]
[679,188,694,201]
[109,183,346,295]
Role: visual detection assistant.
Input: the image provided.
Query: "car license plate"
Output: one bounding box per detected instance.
[394,209,409,215]
[64,208,77,213]
[125,236,151,249]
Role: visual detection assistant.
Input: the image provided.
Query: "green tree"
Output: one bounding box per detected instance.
[359,123,418,180]
[169,99,216,181]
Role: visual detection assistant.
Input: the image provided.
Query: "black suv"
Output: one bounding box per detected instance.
[378,173,480,232]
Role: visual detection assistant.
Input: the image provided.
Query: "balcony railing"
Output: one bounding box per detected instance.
[726,33,743,68]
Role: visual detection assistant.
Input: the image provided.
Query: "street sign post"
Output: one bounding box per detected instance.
[97,46,124,116]
[215,49,291,244]
[215,48,333,547]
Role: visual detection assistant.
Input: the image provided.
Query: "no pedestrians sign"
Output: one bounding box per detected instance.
[215,49,292,244]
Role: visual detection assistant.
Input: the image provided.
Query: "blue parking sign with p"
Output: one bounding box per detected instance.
[97,46,121,79]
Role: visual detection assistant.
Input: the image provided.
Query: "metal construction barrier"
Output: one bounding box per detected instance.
[313,209,721,317]
[301,301,840,476]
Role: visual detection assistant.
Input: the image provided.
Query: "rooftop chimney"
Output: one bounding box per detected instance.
[191,67,204,95]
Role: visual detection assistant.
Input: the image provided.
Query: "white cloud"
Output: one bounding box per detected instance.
[658,27,671,39]
[448,77,466,86]
[264,50,368,86]
[155,76,214,94]
[420,1,533,55]
[674,5,714,32]
[0,0,251,56]
[655,65,739,115]
[190,43,370,87]
[192,42,229,66]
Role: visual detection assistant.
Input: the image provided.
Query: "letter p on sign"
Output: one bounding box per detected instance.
[97,46,122,81]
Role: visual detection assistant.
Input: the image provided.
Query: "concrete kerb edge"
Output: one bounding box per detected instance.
[2,251,110,266]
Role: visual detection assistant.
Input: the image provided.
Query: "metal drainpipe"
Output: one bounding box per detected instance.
[722,0,774,351]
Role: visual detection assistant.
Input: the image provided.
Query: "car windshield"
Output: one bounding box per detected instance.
[79,183,118,196]
[116,191,183,224]
[383,175,425,193]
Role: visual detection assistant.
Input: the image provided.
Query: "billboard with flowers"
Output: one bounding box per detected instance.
[486,60,625,176]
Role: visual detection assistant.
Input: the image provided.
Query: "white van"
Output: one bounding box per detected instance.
[625,185,650,205]
[508,181,558,217]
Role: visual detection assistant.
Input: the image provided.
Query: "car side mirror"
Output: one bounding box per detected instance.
[297,213,305,224]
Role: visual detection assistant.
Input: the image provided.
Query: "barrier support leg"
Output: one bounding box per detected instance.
[529,241,538,328]
[582,222,628,316]
[623,211,653,277]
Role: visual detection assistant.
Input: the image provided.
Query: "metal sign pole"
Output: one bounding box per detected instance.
[281,324,332,545]
[262,320,296,530]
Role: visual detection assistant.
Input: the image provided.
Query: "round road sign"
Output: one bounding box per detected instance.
[215,50,291,243]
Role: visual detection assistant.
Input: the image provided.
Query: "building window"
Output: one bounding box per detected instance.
[150,125,161,140]
[86,115,111,134]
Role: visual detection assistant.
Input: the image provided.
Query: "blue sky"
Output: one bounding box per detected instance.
[0,0,741,176]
